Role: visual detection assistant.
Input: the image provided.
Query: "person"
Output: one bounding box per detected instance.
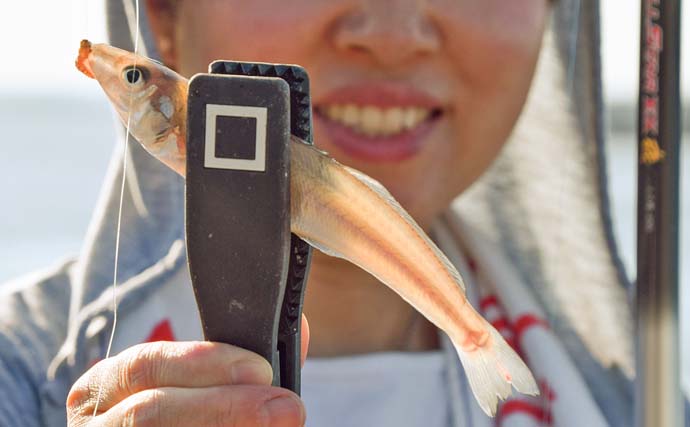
[1,1,684,426]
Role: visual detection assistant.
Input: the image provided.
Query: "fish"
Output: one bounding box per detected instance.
[76,39,538,415]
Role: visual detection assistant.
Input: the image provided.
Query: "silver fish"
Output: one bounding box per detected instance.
[77,40,539,415]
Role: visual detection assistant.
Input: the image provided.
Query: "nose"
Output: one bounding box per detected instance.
[332,0,441,67]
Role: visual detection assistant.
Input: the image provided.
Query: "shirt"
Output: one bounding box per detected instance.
[302,351,450,427]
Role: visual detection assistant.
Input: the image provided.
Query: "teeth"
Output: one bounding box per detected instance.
[322,104,432,136]
[361,106,382,136]
[342,104,358,127]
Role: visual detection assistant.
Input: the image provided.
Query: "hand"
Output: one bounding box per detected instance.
[67,316,310,427]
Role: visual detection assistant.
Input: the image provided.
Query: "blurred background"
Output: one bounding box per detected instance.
[0,0,688,393]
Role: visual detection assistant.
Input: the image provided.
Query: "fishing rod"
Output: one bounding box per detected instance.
[635,0,682,425]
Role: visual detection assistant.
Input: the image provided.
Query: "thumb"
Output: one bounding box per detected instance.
[300,313,310,367]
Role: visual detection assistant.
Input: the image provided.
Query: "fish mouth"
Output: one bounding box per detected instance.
[76,39,95,79]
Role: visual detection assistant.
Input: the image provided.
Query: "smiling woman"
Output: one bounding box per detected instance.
[152,0,547,229]
[0,1,688,427]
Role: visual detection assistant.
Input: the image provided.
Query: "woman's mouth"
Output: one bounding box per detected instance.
[314,84,444,162]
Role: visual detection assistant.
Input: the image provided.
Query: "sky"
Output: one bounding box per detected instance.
[0,0,687,102]
[0,0,109,98]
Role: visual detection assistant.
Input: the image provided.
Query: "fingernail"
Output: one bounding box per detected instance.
[230,359,273,384]
[264,395,305,427]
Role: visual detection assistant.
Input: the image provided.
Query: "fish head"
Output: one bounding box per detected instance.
[76,40,187,153]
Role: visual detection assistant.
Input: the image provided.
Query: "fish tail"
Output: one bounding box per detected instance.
[452,319,539,417]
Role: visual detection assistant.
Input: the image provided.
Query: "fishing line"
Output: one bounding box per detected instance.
[91,0,141,417]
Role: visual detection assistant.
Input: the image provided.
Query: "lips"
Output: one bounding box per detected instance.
[314,83,444,162]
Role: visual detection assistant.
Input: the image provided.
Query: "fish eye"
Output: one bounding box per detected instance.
[122,66,145,86]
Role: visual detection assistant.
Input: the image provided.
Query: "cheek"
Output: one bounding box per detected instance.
[446,0,548,102]
[442,0,548,177]
[173,1,335,76]
[404,1,548,222]
[443,0,547,99]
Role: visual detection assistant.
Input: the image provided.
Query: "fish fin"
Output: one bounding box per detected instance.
[300,236,347,260]
[454,321,539,417]
[342,165,466,292]
[290,135,330,156]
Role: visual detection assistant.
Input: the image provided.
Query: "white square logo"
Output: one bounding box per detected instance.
[204,104,268,172]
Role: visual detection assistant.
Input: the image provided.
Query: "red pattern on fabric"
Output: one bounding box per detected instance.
[480,295,499,311]
[491,317,510,331]
[513,314,549,343]
[539,379,557,401]
[466,251,563,426]
[468,257,478,272]
[476,292,556,426]
[497,400,553,425]
[145,319,176,342]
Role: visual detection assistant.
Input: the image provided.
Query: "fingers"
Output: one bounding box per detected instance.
[67,341,273,416]
[300,313,310,367]
[88,385,304,427]
[67,317,311,427]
